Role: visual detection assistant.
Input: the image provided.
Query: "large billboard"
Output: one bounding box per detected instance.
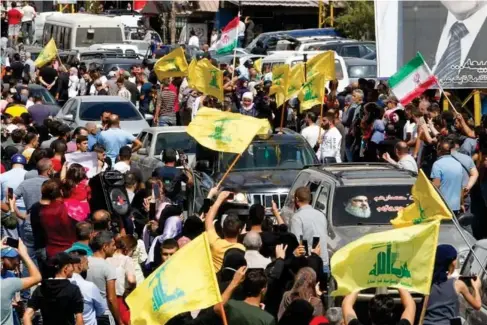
[375,0,487,89]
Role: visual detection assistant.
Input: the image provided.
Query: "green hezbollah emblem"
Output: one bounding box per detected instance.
[165,58,180,72]
[302,81,318,102]
[412,204,427,225]
[209,118,235,143]
[209,70,220,88]
[369,243,411,279]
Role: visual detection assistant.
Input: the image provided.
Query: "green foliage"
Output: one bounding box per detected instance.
[333,0,375,40]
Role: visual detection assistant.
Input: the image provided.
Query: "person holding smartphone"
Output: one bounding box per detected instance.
[1,238,42,325]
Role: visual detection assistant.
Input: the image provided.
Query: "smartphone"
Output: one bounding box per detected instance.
[449,318,462,325]
[312,237,320,249]
[153,183,161,199]
[227,192,235,200]
[7,187,13,200]
[6,237,19,249]
[459,275,477,287]
[302,239,309,256]
[299,235,304,245]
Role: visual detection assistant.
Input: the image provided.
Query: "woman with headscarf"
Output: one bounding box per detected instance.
[423,244,481,325]
[278,267,323,320]
[239,91,258,117]
[216,248,247,300]
[68,67,79,98]
[278,299,314,325]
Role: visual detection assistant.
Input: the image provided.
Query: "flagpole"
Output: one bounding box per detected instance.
[418,295,429,325]
[216,153,242,188]
[318,100,324,161]
[421,53,458,114]
[218,303,229,325]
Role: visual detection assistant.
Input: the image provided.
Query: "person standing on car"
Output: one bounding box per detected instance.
[21,1,36,45]
[289,186,329,273]
[423,244,481,325]
[154,78,177,126]
[7,2,23,47]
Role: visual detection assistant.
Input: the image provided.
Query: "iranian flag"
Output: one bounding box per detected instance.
[389,53,438,106]
[216,17,240,55]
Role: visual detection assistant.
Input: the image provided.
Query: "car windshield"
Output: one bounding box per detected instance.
[103,63,140,74]
[220,141,316,171]
[28,87,57,105]
[79,102,141,121]
[347,64,377,78]
[76,28,124,47]
[155,132,197,156]
[332,185,414,226]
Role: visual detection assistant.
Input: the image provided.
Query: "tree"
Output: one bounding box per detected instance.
[333,0,375,40]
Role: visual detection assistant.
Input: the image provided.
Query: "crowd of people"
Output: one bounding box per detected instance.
[0,4,487,325]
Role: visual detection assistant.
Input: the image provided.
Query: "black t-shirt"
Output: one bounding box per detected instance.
[152,166,189,200]
[10,61,24,80]
[39,66,58,84]
[349,319,411,325]
[29,202,46,250]
[28,279,84,325]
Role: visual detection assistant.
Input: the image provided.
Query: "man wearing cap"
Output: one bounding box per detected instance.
[1,239,42,325]
[23,252,84,325]
[0,153,28,238]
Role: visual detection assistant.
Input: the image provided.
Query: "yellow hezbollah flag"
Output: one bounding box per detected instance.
[269,64,290,108]
[188,107,271,153]
[331,220,440,296]
[254,58,262,74]
[126,233,221,325]
[188,59,224,101]
[34,38,58,68]
[286,63,305,100]
[391,169,452,228]
[187,59,197,85]
[306,51,336,80]
[154,47,189,80]
[298,72,325,111]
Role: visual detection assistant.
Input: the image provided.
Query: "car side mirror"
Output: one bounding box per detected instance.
[144,113,154,121]
[63,114,74,122]
[457,212,474,228]
[195,160,211,172]
[137,148,148,156]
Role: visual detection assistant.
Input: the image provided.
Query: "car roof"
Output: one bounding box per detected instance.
[308,163,416,186]
[25,84,46,90]
[91,58,142,64]
[141,126,187,133]
[77,96,132,103]
[474,239,487,249]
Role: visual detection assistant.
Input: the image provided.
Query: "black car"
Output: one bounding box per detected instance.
[85,58,143,76]
[309,40,376,59]
[188,131,320,216]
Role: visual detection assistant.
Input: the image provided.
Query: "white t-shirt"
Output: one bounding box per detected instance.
[238,21,246,37]
[403,120,417,141]
[188,35,199,47]
[398,154,418,173]
[113,161,131,174]
[316,126,342,163]
[21,5,36,22]
[301,124,323,148]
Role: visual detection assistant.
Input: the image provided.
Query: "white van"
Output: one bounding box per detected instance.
[42,13,125,51]
[261,51,376,93]
[34,12,61,45]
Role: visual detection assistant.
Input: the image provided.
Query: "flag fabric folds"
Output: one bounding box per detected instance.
[187,107,271,153]
[389,52,438,106]
[34,38,58,68]
[391,169,452,228]
[298,72,325,111]
[286,63,305,100]
[254,58,263,74]
[154,47,189,80]
[126,233,222,325]
[306,51,336,80]
[188,59,224,101]
[216,17,239,55]
[269,64,290,108]
[331,220,440,296]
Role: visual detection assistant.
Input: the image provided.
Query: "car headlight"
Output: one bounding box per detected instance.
[457,249,469,269]
[234,192,248,204]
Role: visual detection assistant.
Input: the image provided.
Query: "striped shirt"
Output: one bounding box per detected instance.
[156,88,176,117]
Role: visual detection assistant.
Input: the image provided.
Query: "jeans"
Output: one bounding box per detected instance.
[21,21,33,45]
[238,36,245,48]
[158,115,177,126]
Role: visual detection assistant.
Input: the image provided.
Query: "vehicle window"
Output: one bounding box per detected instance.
[360,45,373,56]
[43,23,52,45]
[364,43,376,52]
[317,44,338,51]
[146,133,153,150]
[332,185,414,226]
[315,184,331,216]
[347,64,377,79]
[76,28,123,47]
[137,132,147,144]
[335,59,344,80]
[103,63,140,75]
[341,46,361,58]
[221,142,316,171]
[155,132,197,157]
[282,171,312,217]
[28,88,56,105]
[79,102,141,121]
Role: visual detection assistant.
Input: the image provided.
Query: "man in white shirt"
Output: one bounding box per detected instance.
[238,18,246,47]
[382,141,418,173]
[188,30,199,47]
[300,112,323,148]
[21,2,36,45]
[316,111,342,163]
[433,1,487,86]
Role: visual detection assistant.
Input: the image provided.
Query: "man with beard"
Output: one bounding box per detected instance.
[316,110,342,163]
[344,195,372,219]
